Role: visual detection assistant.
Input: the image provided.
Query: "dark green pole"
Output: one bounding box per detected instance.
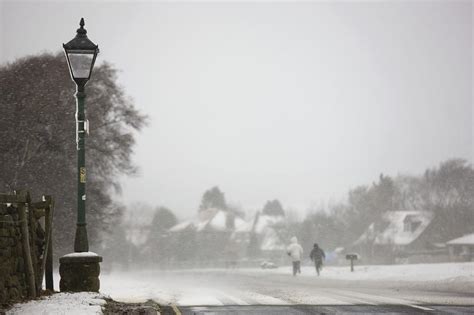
[74,83,89,252]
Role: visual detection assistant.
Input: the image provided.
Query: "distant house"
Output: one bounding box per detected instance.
[167,208,235,264]
[167,208,288,267]
[249,212,286,262]
[168,208,240,233]
[354,210,437,264]
[446,233,474,262]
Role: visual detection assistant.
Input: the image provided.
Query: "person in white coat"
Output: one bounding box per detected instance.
[286,236,304,276]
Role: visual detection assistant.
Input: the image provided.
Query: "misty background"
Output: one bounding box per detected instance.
[1,1,472,219]
[1,0,474,275]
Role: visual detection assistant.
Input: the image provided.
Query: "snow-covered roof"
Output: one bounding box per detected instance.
[195,220,209,231]
[253,215,284,234]
[234,216,252,233]
[247,213,287,251]
[260,228,286,251]
[169,208,244,233]
[447,233,474,245]
[198,208,220,222]
[168,210,286,238]
[356,211,434,246]
[204,210,227,231]
[169,220,194,232]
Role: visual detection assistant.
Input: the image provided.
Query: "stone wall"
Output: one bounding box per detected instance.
[0,203,45,305]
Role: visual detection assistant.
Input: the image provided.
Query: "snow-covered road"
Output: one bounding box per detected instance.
[6,262,473,314]
[100,262,474,308]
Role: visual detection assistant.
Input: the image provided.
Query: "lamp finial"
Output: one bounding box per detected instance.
[77,18,87,35]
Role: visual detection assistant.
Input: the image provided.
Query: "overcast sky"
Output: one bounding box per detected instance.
[1,1,472,218]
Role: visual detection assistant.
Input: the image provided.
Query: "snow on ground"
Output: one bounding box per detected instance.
[7,262,472,312]
[97,262,473,304]
[254,261,474,282]
[99,270,225,305]
[6,292,106,315]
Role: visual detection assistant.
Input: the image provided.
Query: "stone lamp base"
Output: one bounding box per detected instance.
[59,252,102,292]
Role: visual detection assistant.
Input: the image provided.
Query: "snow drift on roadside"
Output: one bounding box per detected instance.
[6,292,106,315]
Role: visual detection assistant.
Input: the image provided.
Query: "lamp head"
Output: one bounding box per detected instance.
[63,18,99,86]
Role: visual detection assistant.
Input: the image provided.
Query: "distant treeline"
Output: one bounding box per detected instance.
[103,159,474,269]
[291,158,474,255]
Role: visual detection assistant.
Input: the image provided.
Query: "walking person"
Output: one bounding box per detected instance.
[309,243,326,276]
[286,236,303,276]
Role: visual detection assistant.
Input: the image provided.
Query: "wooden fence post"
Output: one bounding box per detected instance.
[29,205,40,295]
[18,193,36,298]
[43,196,54,291]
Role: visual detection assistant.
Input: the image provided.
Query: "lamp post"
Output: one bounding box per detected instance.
[63,18,99,253]
[59,18,102,292]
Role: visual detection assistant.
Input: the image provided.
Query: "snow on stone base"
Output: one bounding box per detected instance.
[7,292,107,315]
[62,251,100,258]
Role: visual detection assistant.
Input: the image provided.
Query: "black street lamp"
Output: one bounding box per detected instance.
[63,18,99,253]
[59,18,102,293]
[63,18,99,84]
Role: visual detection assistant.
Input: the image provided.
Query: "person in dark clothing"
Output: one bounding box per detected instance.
[309,243,326,276]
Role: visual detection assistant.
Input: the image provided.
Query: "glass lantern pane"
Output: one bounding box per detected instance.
[68,53,94,79]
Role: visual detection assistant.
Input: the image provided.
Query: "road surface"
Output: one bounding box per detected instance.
[101,267,474,314]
